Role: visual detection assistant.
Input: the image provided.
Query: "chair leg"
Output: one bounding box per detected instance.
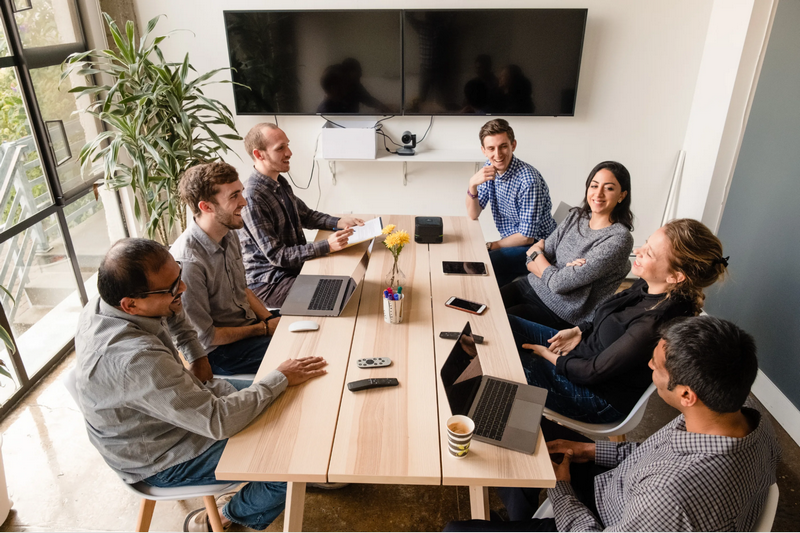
[609,434,627,442]
[136,499,156,532]
[204,495,225,532]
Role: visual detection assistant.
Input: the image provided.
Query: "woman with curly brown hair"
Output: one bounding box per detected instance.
[510,218,728,424]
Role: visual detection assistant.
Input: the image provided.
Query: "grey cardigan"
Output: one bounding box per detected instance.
[528,210,633,324]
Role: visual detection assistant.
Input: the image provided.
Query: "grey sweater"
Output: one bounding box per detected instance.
[528,210,633,324]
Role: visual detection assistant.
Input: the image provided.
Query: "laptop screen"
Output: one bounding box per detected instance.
[440,322,484,416]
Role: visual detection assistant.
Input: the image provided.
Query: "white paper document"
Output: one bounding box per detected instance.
[344,217,384,247]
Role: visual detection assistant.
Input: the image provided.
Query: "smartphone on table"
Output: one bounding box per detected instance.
[442,261,488,276]
[445,296,487,315]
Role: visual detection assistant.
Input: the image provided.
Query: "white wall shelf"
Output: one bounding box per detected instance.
[317,149,484,185]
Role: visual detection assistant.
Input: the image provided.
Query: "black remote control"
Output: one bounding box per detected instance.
[439,331,484,344]
[347,378,399,392]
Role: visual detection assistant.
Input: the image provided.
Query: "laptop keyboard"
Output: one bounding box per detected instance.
[472,378,518,441]
[308,278,344,311]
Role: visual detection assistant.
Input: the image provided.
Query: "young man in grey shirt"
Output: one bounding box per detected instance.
[74,238,326,531]
[171,162,280,382]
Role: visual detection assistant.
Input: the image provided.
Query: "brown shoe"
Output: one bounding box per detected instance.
[183,492,236,532]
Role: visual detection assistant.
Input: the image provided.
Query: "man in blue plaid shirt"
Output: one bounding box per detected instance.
[466,119,556,287]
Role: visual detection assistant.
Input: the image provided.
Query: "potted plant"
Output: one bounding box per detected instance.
[60,14,243,243]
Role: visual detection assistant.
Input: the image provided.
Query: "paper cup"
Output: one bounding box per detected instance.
[383,296,404,324]
[446,415,475,458]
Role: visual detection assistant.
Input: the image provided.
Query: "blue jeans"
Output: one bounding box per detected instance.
[208,334,271,375]
[143,440,286,530]
[508,315,624,424]
[489,245,530,288]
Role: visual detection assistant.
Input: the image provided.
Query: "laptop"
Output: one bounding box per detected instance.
[280,248,370,317]
[440,322,548,454]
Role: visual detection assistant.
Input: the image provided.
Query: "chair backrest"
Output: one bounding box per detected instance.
[62,366,79,406]
[614,382,657,435]
[754,483,779,532]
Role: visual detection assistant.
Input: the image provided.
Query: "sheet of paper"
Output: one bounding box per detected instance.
[345,216,383,247]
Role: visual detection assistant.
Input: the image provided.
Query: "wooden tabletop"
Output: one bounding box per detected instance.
[216,215,554,490]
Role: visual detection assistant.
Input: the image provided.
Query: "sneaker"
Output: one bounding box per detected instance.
[307,482,350,490]
[183,492,236,532]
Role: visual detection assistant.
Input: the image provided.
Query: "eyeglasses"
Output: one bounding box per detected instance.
[136,263,183,298]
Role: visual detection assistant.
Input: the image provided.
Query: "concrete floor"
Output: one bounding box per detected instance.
[1,352,798,532]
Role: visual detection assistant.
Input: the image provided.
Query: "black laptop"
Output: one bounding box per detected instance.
[280,248,369,317]
[440,322,547,454]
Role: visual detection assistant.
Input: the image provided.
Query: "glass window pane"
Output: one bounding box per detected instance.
[13,0,81,49]
[1,67,55,230]
[0,213,81,377]
[66,186,125,297]
[30,65,102,192]
[0,18,9,57]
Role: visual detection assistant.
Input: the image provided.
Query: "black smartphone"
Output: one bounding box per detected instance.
[445,297,487,315]
[442,261,488,276]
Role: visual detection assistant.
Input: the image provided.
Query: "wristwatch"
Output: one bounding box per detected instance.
[486,241,493,251]
[526,250,543,264]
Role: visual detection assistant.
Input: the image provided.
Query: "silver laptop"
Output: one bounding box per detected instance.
[440,322,547,454]
[280,248,369,317]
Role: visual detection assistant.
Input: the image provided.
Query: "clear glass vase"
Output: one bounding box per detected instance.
[383,259,407,291]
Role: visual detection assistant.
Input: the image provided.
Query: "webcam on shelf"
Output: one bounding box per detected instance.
[397,131,416,156]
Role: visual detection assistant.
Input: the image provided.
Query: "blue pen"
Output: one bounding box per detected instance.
[394,293,400,301]
[384,290,389,299]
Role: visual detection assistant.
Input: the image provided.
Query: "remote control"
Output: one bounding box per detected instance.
[347,378,399,392]
[439,331,484,344]
[357,357,392,368]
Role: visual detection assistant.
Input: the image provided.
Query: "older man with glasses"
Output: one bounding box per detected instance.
[73,238,328,531]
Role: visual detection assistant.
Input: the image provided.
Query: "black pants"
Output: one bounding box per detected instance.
[501,278,575,331]
[444,419,609,532]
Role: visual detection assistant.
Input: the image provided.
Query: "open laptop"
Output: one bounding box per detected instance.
[280,248,370,317]
[440,322,548,454]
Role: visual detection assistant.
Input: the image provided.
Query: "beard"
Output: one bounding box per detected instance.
[215,209,244,230]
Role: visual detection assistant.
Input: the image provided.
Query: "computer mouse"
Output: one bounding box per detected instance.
[288,320,320,333]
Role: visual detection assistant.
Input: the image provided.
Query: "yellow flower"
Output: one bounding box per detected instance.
[382,224,396,235]
[384,230,410,249]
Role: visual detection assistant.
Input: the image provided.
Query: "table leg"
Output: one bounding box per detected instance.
[468,486,490,520]
[283,482,306,532]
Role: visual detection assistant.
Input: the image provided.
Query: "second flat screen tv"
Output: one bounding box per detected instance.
[404,9,587,116]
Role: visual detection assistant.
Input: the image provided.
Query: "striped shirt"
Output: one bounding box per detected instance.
[73,296,288,483]
[477,155,556,240]
[238,170,339,288]
[549,407,780,531]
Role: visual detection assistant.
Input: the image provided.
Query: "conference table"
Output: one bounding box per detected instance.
[216,215,555,531]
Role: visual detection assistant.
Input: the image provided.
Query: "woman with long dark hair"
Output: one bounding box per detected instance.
[502,161,635,329]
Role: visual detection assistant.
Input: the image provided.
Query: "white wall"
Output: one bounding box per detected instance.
[131,0,714,244]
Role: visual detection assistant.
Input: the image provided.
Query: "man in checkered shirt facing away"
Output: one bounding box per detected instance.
[445,315,780,532]
[466,119,557,288]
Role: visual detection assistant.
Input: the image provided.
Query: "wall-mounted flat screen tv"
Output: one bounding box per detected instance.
[224,10,403,115]
[404,9,587,116]
[223,9,587,116]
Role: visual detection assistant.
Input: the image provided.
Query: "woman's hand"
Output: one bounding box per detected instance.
[522,343,559,365]
[565,258,586,267]
[526,240,545,255]
[547,326,582,356]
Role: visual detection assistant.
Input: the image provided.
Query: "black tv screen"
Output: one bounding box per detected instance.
[223,9,586,116]
[224,10,403,115]
[404,9,587,116]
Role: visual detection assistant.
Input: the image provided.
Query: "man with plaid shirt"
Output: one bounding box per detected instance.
[466,119,556,287]
[239,123,364,307]
[445,316,780,532]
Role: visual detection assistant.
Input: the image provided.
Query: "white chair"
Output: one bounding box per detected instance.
[61,367,238,532]
[532,482,779,531]
[543,383,657,441]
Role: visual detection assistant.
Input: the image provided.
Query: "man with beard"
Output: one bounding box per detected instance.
[240,123,363,307]
[171,162,280,382]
